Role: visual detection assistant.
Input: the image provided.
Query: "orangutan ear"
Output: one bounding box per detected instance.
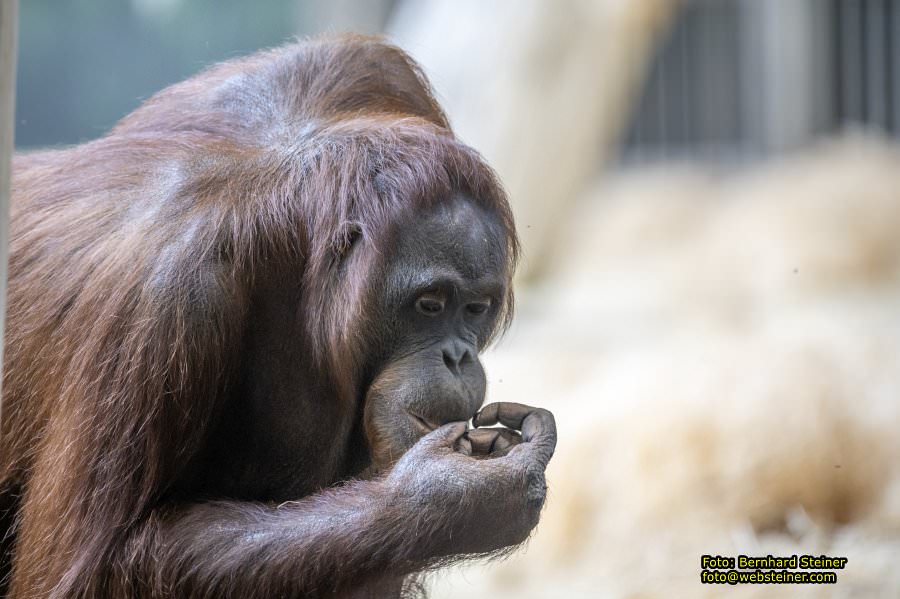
[333,223,364,264]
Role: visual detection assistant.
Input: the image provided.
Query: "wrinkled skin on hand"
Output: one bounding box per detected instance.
[387,402,556,557]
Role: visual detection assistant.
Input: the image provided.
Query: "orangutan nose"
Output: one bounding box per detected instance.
[441,340,474,376]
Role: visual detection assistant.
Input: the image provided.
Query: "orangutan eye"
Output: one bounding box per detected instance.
[466,300,491,315]
[415,294,445,315]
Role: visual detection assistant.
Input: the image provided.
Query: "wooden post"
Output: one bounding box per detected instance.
[0,0,17,417]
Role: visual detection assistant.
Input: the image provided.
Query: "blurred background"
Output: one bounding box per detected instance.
[16,0,900,596]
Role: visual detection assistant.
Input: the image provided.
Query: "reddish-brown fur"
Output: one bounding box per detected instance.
[0,35,518,598]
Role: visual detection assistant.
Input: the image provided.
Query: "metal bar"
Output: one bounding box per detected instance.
[866,0,888,128]
[841,0,865,123]
[890,0,900,133]
[0,0,17,422]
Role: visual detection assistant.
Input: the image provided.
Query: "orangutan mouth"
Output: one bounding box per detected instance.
[410,413,437,434]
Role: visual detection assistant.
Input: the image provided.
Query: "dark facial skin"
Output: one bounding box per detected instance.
[363,195,511,469]
[350,195,557,560]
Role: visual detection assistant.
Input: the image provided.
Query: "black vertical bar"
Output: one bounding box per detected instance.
[885,0,893,133]
[841,0,865,124]
[891,0,900,134]
[724,0,741,153]
[689,1,704,155]
[861,0,869,122]
[833,0,845,126]
[866,0,887,128]
[812,0,837,136]
[659,32,670,159]
[678,10,701,154]
[665,10,697,154]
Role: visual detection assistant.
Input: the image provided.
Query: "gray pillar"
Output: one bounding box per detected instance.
[0,0,16,410]
[740,0,831,153]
